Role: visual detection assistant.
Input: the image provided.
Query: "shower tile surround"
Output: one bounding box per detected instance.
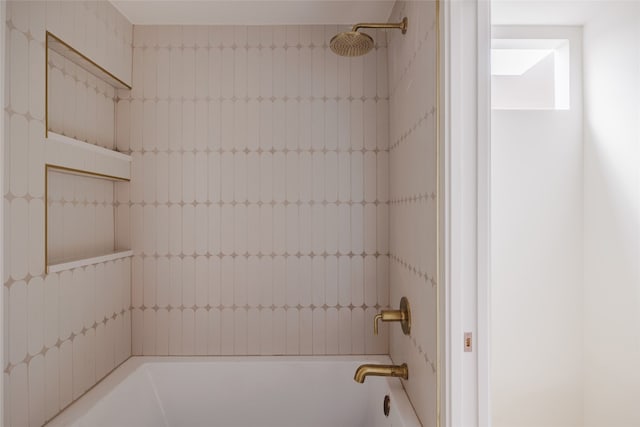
[46,171,117,265]
[4,1,133,426]
[3,2,439,427]
[120,25,391,357]
[388,2,439,426]
[47,50,118,150]
[45,50,129,269]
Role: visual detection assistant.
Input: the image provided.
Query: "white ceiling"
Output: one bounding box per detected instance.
[110,0,395,25]
[491,0,616,26]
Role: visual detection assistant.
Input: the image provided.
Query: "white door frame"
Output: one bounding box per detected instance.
[0,1,6,425]
[442,1,491,426]
[476,2,491,426]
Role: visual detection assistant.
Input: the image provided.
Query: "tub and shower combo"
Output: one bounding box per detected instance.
[47,356,420,427]
[48,302,418,427]
[45,18,422,427]
[47,296,419,426]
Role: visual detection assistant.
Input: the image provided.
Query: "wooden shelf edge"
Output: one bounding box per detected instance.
[47,250,133,274]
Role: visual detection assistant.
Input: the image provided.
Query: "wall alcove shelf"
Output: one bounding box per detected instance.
[47,250,134,274]
[45,132,131,181]
[45,162,132,275]
[45,32,133,274]
[45,30,132,110]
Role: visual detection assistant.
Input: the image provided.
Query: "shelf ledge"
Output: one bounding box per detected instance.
[47,250,133,274]
[45,132,131,181]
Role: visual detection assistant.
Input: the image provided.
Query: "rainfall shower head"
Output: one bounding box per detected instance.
[330,31,375,57]
[330,17,408,57]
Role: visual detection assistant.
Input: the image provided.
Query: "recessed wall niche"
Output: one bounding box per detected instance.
[45,32,133,273]
[46,167,130,272]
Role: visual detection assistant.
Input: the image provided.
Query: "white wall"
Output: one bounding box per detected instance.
[492,52,556,110]
[491,26,584,427]
[583,5,640,426]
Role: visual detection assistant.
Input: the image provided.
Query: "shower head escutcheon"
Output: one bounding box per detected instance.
[330,17,408,57]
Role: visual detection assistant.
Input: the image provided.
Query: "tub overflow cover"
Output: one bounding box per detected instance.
[383,395,391,417]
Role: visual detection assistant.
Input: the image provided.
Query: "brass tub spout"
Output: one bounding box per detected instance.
[353,363,409,383]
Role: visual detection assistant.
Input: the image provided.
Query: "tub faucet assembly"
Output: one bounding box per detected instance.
[353,297,412,384]
[353,363,409,383]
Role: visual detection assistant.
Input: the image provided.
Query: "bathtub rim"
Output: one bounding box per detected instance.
[45,355,420,427]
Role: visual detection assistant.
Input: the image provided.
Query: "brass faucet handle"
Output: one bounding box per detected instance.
[373,297,411,336]
[373,311,405,335]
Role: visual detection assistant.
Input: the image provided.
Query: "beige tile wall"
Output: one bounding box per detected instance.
[387,1,439,426]
[3,1,133,426]
[5,1,439,425]
[46,171,116,265]
[47,50,117,150]
[116,25,391,356]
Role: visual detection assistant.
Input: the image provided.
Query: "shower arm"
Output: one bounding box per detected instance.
[352,18,408,34]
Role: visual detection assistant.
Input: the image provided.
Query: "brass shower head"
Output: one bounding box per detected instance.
[330,31,375,57]
[330,17,408,57]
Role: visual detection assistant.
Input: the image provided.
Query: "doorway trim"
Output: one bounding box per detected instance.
[441,0,491,426]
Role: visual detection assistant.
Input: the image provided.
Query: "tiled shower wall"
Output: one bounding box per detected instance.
[46,171,116,264]
[4,2,438,426]
[47,50,117,150]
[117,25,391,356]
[4,2,133,426]
[388,1,439,426]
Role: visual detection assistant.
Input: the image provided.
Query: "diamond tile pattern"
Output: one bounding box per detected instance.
[118,25,391,357]
[4,1,133,426]
[387,2,439,426]
[3,2,439,427]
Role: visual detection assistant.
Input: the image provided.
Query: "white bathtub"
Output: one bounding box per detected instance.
[46,356,421,427]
